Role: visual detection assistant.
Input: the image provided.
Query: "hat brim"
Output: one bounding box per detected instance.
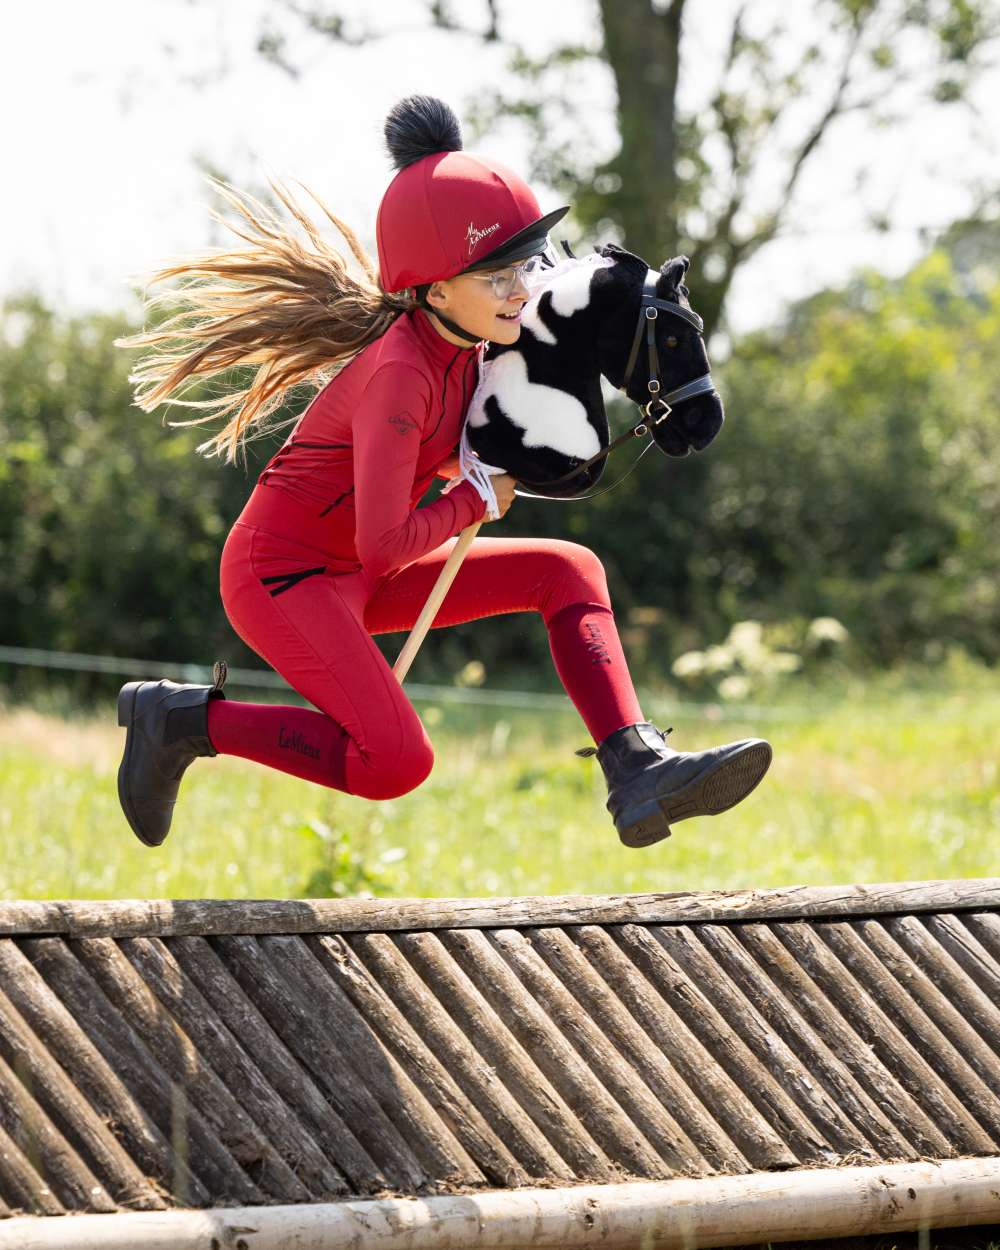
[461,205,571,272]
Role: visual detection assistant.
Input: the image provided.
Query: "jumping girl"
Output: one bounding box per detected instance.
[114,94,772,854]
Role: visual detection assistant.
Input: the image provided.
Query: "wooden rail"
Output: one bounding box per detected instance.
[2,879,999,938]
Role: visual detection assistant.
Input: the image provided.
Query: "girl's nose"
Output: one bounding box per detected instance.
[510,270,531,300]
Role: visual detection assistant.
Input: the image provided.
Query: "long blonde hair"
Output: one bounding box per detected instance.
[114,174,414,467]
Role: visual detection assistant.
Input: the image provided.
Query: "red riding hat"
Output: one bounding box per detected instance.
[376,95,570,294]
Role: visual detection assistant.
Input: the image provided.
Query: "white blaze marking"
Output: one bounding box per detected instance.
[519,254,614,345]
[468,352,600,459]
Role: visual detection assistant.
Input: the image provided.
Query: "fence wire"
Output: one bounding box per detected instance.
[0,644,818,721]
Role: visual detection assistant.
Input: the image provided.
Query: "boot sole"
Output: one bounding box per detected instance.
[617,741,773,849]
[117,682,165,848]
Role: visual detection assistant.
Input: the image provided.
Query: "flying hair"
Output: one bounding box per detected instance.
[113,173,414,468]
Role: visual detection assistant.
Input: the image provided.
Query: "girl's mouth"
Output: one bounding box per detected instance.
[497,310,522,322]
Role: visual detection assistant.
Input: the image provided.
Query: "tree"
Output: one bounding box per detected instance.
[0,292,264,692]
[250,0,999,338]
[681,236,1000,664]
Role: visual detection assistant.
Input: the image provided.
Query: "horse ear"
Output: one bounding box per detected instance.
[659,255,690,288]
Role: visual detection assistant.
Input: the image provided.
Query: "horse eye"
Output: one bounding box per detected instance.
[664,336,678,349]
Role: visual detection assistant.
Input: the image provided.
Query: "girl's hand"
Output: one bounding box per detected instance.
[440,467,516,519]
[435,451,461,480]
[484,472,517,521]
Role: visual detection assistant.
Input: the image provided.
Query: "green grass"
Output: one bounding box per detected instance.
[1,665,998,901]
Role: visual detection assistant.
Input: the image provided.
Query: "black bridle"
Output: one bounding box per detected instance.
[514,269,717,496]
[621,271,716,418]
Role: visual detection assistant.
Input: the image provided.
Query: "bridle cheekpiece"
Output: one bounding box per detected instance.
[618,270,716,434]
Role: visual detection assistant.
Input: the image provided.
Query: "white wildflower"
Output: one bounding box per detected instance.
[769,651,803,673]
[703,644,735,674]
[726,620,764,657]
[671,651,706,679]
[807,617,849,645]
[718,675,752,701]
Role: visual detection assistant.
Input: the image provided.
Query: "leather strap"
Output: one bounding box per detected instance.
[419,298,483,345]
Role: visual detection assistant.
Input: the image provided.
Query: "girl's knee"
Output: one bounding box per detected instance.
[349,735,434,800]
[563,540,607,582]
[542,541,611,616]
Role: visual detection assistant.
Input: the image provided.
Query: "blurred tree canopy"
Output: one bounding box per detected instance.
[0,299,245,669]
[251,0,1000,338]
[2,222,997,696]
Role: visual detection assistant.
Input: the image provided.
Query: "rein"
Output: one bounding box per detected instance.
[513,269,716,502]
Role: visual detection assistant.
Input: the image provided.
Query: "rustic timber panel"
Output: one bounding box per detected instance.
[0,886,998,1216]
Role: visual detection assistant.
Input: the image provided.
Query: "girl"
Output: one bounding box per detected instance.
[114,94,771,854]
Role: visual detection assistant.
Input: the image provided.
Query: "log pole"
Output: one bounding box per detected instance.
[3,880,1000,940]
[4,1158,1000,1249]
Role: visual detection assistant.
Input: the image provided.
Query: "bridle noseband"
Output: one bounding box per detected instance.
[515,270,717,494]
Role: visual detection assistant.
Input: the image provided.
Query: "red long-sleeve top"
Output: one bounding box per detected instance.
[236,307,489,578]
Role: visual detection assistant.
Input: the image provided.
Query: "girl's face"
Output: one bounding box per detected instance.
[423,261,534,346]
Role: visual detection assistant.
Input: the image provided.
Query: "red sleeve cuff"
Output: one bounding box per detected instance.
[447,478,490,526]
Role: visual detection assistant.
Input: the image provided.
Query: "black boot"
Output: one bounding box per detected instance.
[576,721,772,849]
[116,660,229,847]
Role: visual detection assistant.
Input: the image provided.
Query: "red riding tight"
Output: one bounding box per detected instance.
[208,522,645,800]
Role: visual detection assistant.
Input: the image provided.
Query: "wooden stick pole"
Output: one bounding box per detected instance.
[7,1159,1000,1248]
[393,521,483,683]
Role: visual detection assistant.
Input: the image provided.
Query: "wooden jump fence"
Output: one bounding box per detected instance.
[0,879,999,1248]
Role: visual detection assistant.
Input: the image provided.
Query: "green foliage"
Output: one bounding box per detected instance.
[0,291,284,680]
[296,816,398,897]
[705,248,1000,664]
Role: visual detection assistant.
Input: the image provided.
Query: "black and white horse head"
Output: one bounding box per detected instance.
[465,242,724,498]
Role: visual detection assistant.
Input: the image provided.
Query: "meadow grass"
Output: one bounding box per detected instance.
[1,664,997,901]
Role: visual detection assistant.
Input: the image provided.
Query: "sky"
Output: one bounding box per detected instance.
[3,0,997,338]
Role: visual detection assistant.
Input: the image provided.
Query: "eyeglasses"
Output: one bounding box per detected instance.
[466,255,543,299]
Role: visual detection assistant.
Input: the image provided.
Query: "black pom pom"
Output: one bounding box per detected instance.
[384,95,463,172]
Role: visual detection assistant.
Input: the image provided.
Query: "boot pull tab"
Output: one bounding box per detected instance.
[211,659,228,694]
[575,745,598,758]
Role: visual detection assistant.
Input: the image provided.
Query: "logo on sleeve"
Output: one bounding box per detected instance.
[389,413,419,436]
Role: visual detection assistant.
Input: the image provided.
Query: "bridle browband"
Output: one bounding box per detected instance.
[514,270,717,494]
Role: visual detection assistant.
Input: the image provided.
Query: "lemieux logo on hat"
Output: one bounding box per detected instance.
[466,220,501,256]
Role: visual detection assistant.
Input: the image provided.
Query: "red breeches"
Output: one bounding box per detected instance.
[209,522,644,799]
